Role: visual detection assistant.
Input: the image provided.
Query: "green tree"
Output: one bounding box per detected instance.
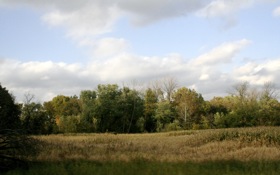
[173,87,204,129]
[43,101,58,133]
[209,97,230,128]
[155,101,175,131]
[257,82,280,125]
[21,102,50,134]
[118,87,144,133]
[58,115,80,133]
[0,85,41,171]
[51,95,81,117]
[45,95,82,133]
[227,82,259,127]
[143,88,157,132]
[0,84,21,130]
[20,93,54,134]
[79,90,97,132]
[94,84,122,132]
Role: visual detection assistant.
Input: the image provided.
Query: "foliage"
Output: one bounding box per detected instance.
[143,88,157,132]
[1,81,280,134]
[0,85,21,130]
[155,101,175,131]
[173,87,205,129]
[79,90,97,132]
[21,102,54,135]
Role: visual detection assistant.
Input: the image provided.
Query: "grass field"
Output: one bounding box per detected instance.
[5,127,280,174]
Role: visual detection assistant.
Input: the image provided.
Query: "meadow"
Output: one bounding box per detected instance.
[5,127,280,175]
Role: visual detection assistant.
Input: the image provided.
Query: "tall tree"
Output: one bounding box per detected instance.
[162,77,178,102]
[21,102,50,134]
[79,90,97,132]
[0,84,21,130]
[94,84,122,132]
[118,87,144,133]
[173,87,204,129]
[155,101,175,131]
[143,88,157,132]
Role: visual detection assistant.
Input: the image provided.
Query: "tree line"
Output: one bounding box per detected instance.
[1,79,280,134]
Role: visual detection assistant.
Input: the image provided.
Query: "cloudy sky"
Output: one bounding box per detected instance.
[0,0,280,102]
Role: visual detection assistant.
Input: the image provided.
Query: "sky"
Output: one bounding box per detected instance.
[0,0,280,102]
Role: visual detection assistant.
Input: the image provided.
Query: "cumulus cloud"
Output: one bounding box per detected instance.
[117,0,205,26]
[2,39,276,102]
[193,39,251,66]
[1,0,273,36]
[41,4,120,39]
[196,0,255,29]
[93,38,129,58]
[0,0,279,101]
[197,0,253,18]
[0,0,203,38]
[234,59,280,85]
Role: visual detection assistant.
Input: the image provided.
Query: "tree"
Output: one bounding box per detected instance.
[162,77,178,102]
[155,101,175,131]
[21,102,51,135]
[0,85,41,171]
[151,80,164,101]
[173,87,204,129]
[20,93,54,134]
[0,84,21,130]
[79,90,97,132]
[230,81,250,102]
[45,95,82,133]
[51,95,82,117]
[94,84,122,132]
[43,101,58,133]
[208,97,230,128]
[258,82,280,125]
[118,87,144,133]
[260,82,278,101]
[143,88,157,132]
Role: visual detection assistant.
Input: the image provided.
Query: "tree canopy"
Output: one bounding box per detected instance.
[0,81,279,134]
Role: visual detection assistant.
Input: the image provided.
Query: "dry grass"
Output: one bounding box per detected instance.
[33,127,280,162]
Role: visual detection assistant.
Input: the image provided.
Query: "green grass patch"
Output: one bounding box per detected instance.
[4,160,280,175]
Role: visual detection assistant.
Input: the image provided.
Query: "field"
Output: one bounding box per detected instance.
[5,127,280,175]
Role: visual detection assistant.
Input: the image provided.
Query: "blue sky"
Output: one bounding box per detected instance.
[0,0,280,102]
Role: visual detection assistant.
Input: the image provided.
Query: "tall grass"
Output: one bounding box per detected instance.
[5,127,280,175]
[31,127,280,162]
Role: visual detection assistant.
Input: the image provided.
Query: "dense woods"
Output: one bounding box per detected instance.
[1,80,280,134]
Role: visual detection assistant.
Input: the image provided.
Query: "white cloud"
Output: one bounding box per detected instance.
[117,0,205,26]
[93,38,129,58]
[199,74,210,81]
[0,0,205,37]
[41,2,120,39]
[2,40,279,102]
[0,0,279,101]
[196,0,255,29]
[193,39,251,66]
[273,6,280,17]
[234,59,280,85]
[197,0,253,18]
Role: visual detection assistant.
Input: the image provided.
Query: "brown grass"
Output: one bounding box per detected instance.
[33,127,280,162]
